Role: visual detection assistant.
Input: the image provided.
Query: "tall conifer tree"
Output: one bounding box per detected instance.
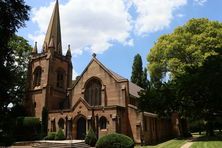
[131,54,143,87]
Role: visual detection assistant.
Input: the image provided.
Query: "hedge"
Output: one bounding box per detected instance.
[44,132,56,140]
[96,133,134,148]
[85,128,97,146]
[55,128,65,140]
[16,117,41,141]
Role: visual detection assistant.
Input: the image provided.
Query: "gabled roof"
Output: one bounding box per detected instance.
[71,55,143,98]
[129,82,143,98]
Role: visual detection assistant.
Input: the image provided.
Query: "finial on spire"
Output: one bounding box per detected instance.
[32,42,37,53]
[92,53,96,58]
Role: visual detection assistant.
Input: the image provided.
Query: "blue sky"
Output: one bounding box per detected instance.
[18,0,221,80]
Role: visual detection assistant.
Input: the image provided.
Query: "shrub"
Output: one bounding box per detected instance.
[0,133,15,146]
[85,128,97,146]
[44,132,56,140]
[96,133,134,148]
[55,128,65,140]
[16,117,41,141]
[189,120,205,133]
[17,117,40,127]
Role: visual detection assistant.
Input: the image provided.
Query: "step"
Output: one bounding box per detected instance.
[33,142,90,148]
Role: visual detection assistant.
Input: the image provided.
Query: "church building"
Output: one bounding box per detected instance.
[25,0,180,144]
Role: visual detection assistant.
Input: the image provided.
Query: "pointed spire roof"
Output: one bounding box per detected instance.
[44,0,62,54]
[66,44,72,57]
[32,42,37,53]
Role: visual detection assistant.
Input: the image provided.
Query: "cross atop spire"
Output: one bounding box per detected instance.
[43,0,62,54]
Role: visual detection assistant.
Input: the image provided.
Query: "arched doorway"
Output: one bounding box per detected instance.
[77,117,86,140]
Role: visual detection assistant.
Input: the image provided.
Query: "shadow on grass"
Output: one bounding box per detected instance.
[193,132,222,142]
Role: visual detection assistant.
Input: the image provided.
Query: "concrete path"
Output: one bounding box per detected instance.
[37,140,84,143]
[10,146,32,148]
[9,140,85,148]
[180,141,193,148]
[180,136,199,148]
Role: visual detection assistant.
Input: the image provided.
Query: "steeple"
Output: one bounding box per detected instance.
[66,44,72,57]
[43,0,62,54]
[32,42,38,54]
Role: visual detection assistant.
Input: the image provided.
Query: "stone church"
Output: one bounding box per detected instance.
[26,0,180,144]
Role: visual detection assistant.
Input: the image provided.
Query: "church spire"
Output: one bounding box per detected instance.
[43,0,62,54]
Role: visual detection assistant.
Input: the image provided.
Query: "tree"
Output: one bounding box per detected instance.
[141,68,149,89]
[148,18,222,81]
[138,81,177,117]
[41,107,48,138]
[0,1,30,144]
[0,0,30,110]
[8,35,32,105]
[131,54,143,87]
[174,54,222,136]
[0,35,31,145]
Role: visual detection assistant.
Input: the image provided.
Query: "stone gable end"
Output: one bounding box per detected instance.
[71,59,127,108]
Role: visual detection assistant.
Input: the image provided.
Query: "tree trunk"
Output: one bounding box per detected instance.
[206,120,214,136]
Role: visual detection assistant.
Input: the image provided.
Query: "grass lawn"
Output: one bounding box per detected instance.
[191,131,222,148]
[135,138,187,148]
[191,141,222,148]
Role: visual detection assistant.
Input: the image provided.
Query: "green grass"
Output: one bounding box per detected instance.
[191,141,222,148]
[190,131,222,148]
[136,131,222,148]
[135,139,187,148]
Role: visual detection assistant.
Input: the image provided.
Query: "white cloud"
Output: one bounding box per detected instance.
[131,0,187,35]
[29,0,188,56]
[194,0,207,6]
[30,0,132,56]
[176,13,185,18]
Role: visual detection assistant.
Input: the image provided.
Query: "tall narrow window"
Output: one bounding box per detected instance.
[84,78,102,106]
[56,69,65,88]
[33,66,42,87]
[100,116,107,129]
[58,118,64,129]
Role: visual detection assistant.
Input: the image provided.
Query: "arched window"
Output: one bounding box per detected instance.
[58,118,64,129]
[100,116,107,129]
[56,69,65,88]
[84,78,102,106]
[33,66,42,87]
[51,119,56,132]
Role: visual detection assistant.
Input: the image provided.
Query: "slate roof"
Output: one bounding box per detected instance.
[108,70,143,98]
[128,81,143,98]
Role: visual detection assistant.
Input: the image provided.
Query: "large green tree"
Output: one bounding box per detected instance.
[0,1,30,145]
[8,35,32,105]
[0,35,31,145]
[145,18,222,136]
[148,18,222,81]
[174,53,222,135]
[0,0,30,110]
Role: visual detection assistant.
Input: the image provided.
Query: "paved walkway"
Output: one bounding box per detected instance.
[181,141,193,148]
[180,136,198,148]
[36,140,84,143]
[9,140,84,148]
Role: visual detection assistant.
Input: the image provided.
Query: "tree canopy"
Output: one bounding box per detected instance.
[0,0,30,109]
[131,54,143,87]
[8,35,32,105]
[131,54,149,89]
[148,18,222,81]
[143,18,222,136]
[0,0,30,145]
[174,53,222,135]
